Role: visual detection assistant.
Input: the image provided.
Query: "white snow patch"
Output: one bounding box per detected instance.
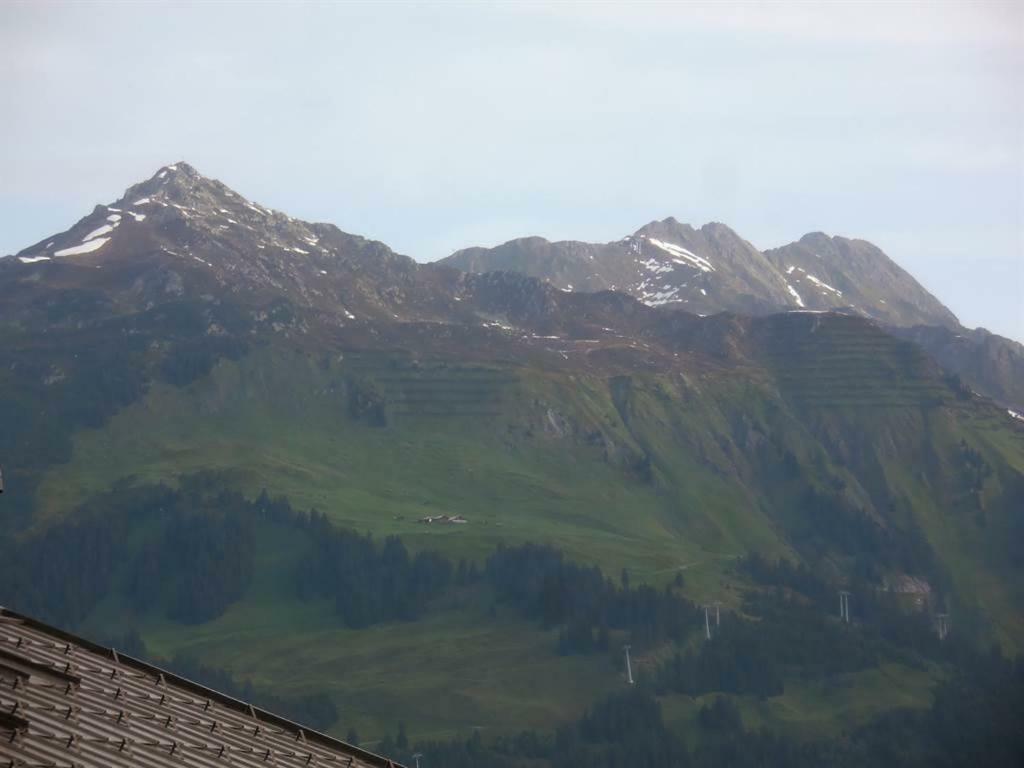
[81,223,116,242]
[646,238,715,272]
[128,211,146,222]
[55,238,109,257]
[219,208,231,214]
[485,321,517,332]
[345,310,356,320]
[640,258,674,275]
[157,171,167,179]
[290,247,310,255]
[107,207,122,213]
[642,288,681,306]
[1009,409,1024,422]
[106,214,122,223]
[133,197,151,205]
[804,273,842,296]
[46,241,54,248]
[167,164,178,171]
[319,269,327,275]
[19,255,51,264]
[787,284,805,307]
[786,265,796,275]
[700,288,707,296]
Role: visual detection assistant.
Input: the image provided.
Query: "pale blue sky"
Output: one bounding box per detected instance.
[2,1,1021,339]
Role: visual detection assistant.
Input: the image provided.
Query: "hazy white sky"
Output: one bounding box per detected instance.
[2,1,1021,339]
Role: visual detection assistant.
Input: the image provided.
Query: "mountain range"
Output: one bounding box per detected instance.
[443,218,1024,413]
[2,163,1022,743]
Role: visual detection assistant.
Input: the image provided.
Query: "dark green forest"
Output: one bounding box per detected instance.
[2,477,1021,766]
[375,653,1024,768]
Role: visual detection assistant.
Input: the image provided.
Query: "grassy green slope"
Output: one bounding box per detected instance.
[81,519,620,740]
[661,662,938,745]
[752,315,1024,647]
[33,329,1024,740]
[77,515,939,743]
[38,346,791,593]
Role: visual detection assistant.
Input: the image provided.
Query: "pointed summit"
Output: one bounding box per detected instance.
[5,160,424,324]
[764,233,960,329]
[444,216,792,313]
[9,160,283,265]
[151,161,201,179]
[633,216,696,241]
[118,161,247,212]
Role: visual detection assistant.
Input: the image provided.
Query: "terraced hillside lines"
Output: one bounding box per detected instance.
[759,316,951,409]
[342,351,516,420]
[34,346,708,577]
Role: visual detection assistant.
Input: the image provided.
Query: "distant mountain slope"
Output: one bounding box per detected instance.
[446,219,791,316]
[443,219,957,327]
[4,162,433,323]
[763,232,959,329]
[441,221,1022,413]
[2,162,1022,739]
[888,324,1024,413]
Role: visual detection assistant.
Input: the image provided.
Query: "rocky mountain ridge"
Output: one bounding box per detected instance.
[5,163,1021,415]
[441,218,1022,411]
[443,218,959,327]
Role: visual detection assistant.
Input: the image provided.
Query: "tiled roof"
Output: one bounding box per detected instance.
[0,607,404,768]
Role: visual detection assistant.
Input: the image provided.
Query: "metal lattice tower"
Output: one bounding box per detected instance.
[839,591,851,623]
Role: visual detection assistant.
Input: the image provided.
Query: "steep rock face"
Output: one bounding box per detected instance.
[6,162,426,324]
[630,219,792,315]
[441,221,1024,411]
[445,237,622,294]
[6,165,1015,415]
[444,223,960,329]
[888,325,1024,412]
[447,219,794,316]
[763,232,959,329]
